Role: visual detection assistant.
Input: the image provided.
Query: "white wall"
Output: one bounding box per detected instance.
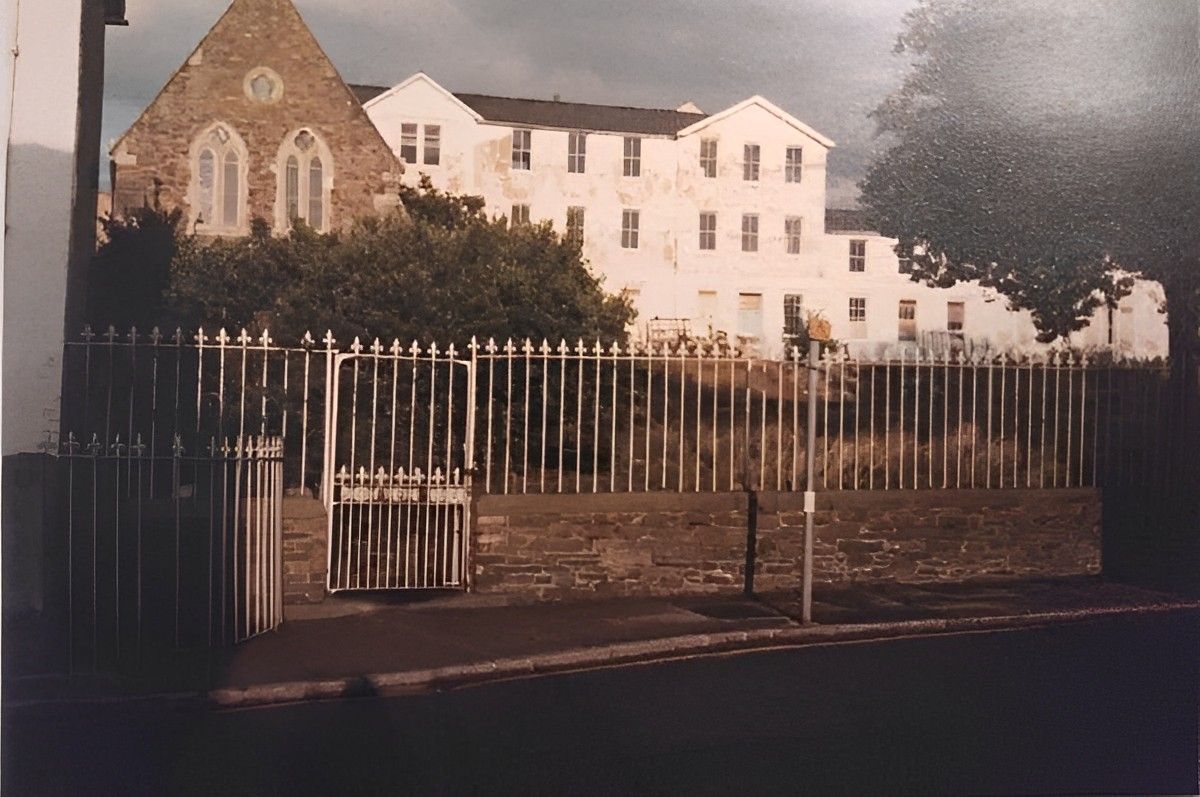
[3,0,109,454]
[1,0,16,453]
[3,0,91,455]
[366,74,1170,361]
[815,233,1168,361]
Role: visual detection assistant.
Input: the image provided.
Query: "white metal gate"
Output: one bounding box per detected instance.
[232,436,285,641]
[326,344,474,591]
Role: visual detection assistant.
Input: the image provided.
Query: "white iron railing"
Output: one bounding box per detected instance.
[470,338,1165,494]
[63,327,1169,498]
[45,433,283,673]
[63,326,335,495]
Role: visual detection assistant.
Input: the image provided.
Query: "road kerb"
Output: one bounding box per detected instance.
[10,601,1197,712]
[224,602,1200,707]
[204,601,1198,708]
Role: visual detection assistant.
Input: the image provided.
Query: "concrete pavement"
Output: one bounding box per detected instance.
[6,576,1197,710]
[7,612,1198,796]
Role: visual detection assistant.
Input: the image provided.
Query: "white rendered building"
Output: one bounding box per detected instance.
[358,73,1168,360]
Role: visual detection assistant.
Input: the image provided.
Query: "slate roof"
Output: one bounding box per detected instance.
[350,84,389,106]
[349,84,707,136]
[825,208,879,234]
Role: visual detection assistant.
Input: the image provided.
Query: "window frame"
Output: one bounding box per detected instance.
[568,131,587,173]
[849,239,867,272]
[566,205,585,244]
[623,136,642,177]
[700,138,718,178]
[275,127,331,233]
[783,294,805,344]
[898,299,918,342]
[422,124,441,166]
[400,123,418,165]
[947,301,965,336]
[512,128,532,170]
[743,143,760,181]
[784,216,802,255]
[785,146,803,183]
[621,208,640,249]
[190,122,247,235]
[741,213,759,253]
[848,297,868,338]
[306,156,324,230]
[510,203,530,226]
[699,211,717,251]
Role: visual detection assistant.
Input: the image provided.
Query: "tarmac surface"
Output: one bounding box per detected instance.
[6,576,1196,707]
[5,610,1197,795]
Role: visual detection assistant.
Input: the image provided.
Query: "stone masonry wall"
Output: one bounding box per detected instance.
[282,496,327,604]
[473,489,1101,600]
[111,0,399,228]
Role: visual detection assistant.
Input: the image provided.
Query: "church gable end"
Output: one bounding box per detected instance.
[111,0,401,233]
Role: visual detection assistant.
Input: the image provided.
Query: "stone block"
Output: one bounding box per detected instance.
[935,511,968,530]
[526,536,590,554]
[837,538,885,556]
[779,511,807,527]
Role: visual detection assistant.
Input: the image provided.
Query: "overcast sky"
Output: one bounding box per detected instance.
[102,0,916,205]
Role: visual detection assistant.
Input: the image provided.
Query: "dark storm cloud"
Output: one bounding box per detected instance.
[103,0,914,203]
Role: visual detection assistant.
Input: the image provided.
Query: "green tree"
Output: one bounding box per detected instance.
[860,0,1199,366]
[160,177,634,346]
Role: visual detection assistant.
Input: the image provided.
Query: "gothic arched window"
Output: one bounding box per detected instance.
[277,128,331,232]
[190,123,247,234]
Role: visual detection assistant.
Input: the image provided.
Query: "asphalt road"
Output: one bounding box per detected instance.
[5,611,1197,796]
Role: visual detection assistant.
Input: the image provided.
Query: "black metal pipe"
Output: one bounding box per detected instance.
[744,489,757,597]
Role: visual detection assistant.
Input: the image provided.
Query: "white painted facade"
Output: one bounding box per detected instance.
[2,0,106,455]
[818,231,1168,361]
[365,73,1168,360]
[3,0,116,613]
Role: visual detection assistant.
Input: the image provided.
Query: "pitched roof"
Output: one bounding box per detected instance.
[351,83,706,135]
[825,208,878,234]
[676,95,835,148]
[350,84,388,106]
[114,0,399,167]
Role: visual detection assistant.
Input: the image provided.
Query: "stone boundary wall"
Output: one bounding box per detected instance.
[282,496,327,605]
[473,489,1101,600]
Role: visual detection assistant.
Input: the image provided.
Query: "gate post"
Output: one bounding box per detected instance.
[319,330,336,506]
[802,333,826,625]
[463,338,479,590]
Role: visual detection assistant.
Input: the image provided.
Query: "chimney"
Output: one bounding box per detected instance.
[553,93,561,102]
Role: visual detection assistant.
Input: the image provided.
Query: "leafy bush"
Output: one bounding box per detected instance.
[86,205,182,331]
[88,177,635,346]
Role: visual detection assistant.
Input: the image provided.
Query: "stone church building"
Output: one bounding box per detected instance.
[110,0,401,235]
